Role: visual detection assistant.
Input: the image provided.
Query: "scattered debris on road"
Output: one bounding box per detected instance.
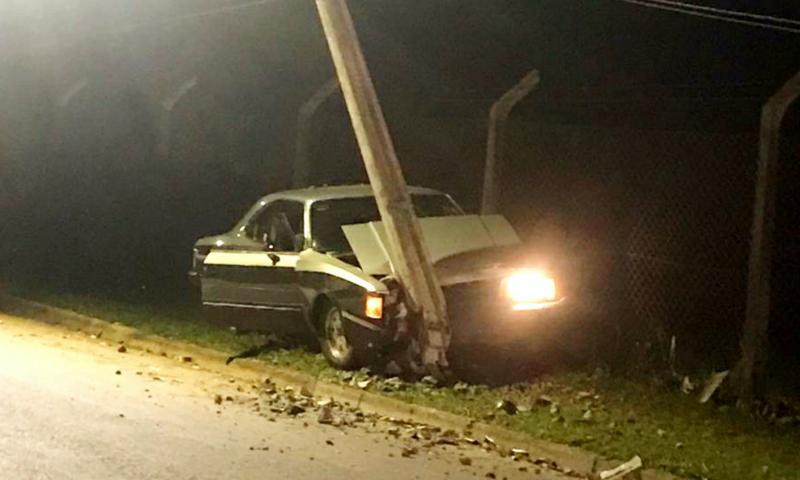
[381,376,404,392]
[698,370,729,404]
[356,379,372,389]
[317,403,334,424]
[300,384,314,397]
[495,399,518,415]
[117,345,127,353]
[453,381,469,392]
[680,376,695,395]
[509,448,529,461]
[595,455,643,480]
[401,446,418,457]
[287,404,306,416]
[210,374,595,478]
[575,391,593,402]
[421,375,439,387]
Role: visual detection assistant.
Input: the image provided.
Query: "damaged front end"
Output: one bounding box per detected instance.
[436,247,571,350]
[341,215,573,356]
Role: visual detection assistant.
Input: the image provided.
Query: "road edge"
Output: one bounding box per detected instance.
[0,291,676,480]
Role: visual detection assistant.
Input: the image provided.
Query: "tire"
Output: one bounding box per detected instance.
[318,302,362,370]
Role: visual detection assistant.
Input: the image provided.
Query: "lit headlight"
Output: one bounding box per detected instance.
[504,270,557,308]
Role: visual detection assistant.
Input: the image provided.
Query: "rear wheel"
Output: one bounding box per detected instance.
[319,302,362,369]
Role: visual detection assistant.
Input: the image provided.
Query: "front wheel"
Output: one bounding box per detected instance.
[319,303,362,370]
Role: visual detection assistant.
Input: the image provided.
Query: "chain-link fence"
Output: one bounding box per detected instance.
[500,122,759,370]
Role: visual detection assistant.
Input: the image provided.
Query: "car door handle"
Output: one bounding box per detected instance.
[267,253,280,266]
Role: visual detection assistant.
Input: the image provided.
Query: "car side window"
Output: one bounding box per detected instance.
[246,200,304,252]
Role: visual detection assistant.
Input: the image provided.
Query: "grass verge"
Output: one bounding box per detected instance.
[3,284,799,480]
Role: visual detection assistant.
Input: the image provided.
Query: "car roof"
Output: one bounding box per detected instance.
[261,184,446,203]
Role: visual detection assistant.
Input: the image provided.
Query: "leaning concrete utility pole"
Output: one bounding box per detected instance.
[481,70,540,214]
[315,0,451,377]
[738,70,800,401]
[293,77,339,188]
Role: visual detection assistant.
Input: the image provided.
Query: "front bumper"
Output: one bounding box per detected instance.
[341,291,575,356]
[341,309,398,355]
[448,299,572,349]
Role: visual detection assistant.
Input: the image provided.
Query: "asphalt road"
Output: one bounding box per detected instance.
[0,313,563,480]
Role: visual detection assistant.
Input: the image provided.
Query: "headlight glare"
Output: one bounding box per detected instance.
[505,270,556,304]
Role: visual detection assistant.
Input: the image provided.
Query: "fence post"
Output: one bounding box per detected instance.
[157,76,197,161]
[54,78,88,148]
[55,79,88,109]
[293,77,339,188]
[315,0,451,378]
[481,69,540,214]
[739,71,800,401]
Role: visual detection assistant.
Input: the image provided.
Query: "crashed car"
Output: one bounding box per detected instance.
[190,184,568,369]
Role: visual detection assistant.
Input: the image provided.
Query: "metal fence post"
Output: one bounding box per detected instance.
[739,71,800,401]
[293,77,339,188]
[481,69,540,214]
[157,76,197,161]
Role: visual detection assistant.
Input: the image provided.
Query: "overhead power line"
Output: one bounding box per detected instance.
[116,0,276,33]
[620,0,800,34]
[31,0,275,53]
[646,0,800,26]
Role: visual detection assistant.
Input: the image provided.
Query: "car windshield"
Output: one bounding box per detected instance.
[311,194,463,253]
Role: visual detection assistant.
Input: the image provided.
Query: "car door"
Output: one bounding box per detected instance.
[201,200,309,334]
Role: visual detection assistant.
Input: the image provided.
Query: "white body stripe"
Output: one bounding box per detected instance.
[204,250,298,268]
[202,301,301,312]
[296,250,387,293]
[203,248,386,293]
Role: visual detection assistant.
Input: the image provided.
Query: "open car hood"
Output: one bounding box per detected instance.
[341,215,520,282]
